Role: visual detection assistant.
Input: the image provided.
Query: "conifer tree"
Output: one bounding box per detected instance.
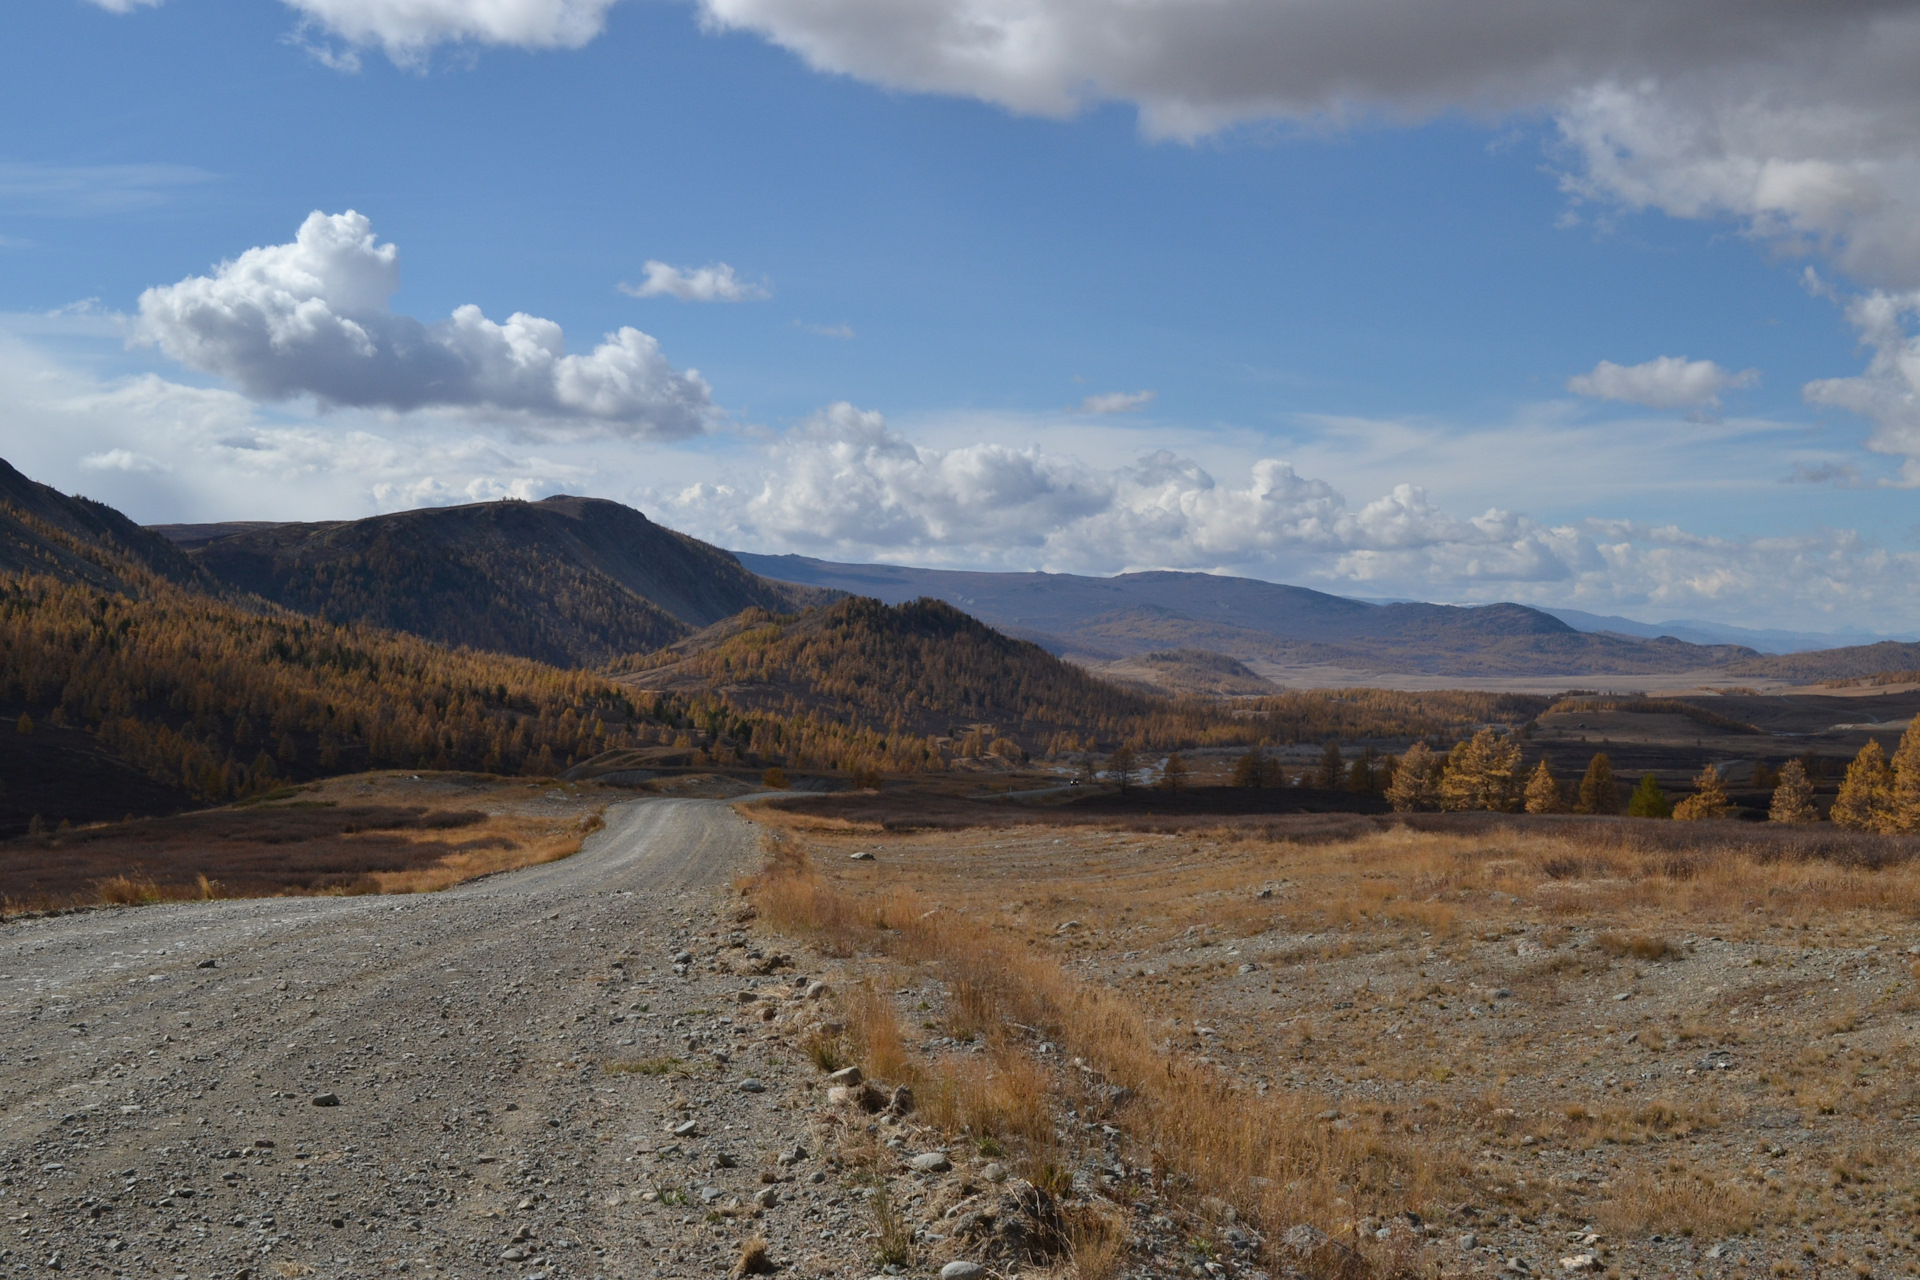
[1385,742,1440,812]
[1523,759,1564,814]
[1768,759,1817,825]
[1887,720,1920,833]
[1672,764,1731,820]
[1231,748,1264,788]
[1314,741,1344,790]
[1106,744,1139,794]
[1832,739,1894,831]
[1576,753,1620,815]
[1160,753,1189,793]
[1438,727,1521,812]
[1626,773,1671,818]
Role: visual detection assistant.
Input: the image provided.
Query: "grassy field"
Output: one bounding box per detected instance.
[744,796,1920,1279]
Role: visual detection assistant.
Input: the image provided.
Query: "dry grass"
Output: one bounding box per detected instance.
[1596,1162,1761,1238]
[749,803,1920,1275]
[751,839,1449,1248]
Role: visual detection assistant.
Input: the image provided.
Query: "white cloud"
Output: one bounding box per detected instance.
[81,0,163,13]
[1568,356,1757,409]
[134,210,714,438]
[1803,289,1920,484]
[793,320,856,339]
[287,0,620,61]
[1079,389,1155,414]
[620,261,769,302]
[79,448,169,473]
[640,402,1920,627]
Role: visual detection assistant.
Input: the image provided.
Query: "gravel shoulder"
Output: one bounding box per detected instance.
[0,797,872,1280]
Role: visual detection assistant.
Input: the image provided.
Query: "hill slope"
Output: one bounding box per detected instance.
[0,458,210,593]
[163,497,823,668]
[616,596,1166,748]
[733,554,1755,675]
[1727,641,1920,684]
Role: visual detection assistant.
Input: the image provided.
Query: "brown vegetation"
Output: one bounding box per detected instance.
[0,772,605,911]
[747,802,1920,1275]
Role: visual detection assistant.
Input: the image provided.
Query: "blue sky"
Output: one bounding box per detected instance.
[6,0,1920,631]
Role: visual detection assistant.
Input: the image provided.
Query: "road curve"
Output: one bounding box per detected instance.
[0,798,838,1280]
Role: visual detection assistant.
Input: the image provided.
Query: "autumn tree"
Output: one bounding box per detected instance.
[1768,760,1817,825]
[1889,720,1920,832]
[1106,744,1139,793]
[1672,764,1731,821]
[1160,752,1189,793]
[1523,759,1564,814]
[1314,741,1344,790]
[1386,742,1441,812]
[1231,748,1266,788]
[1438,727,1521,812]
[1832,739,1894,831]
[1575,753,1620,815]
[1626,773,1671,818]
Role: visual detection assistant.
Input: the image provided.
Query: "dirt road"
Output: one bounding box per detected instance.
[0,798,856,1280]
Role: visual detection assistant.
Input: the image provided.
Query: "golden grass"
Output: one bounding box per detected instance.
[751,839,1450,1249]
[748,808,1920,1274]
[365,808,604,893]
[1596,1162,1760,1238]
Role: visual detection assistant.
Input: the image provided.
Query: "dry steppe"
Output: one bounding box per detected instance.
[746,801,1920,1280]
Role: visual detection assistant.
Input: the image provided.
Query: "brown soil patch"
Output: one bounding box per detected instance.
[1,771,607,910]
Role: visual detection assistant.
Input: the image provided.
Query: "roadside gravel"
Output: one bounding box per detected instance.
[0,796,873,1280]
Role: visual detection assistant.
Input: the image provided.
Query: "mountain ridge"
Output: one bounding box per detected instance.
[156,497,826,668]
[732,552,1758,675]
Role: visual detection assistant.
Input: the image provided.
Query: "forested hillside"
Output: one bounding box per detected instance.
[1,458,211,593]
[170,495,823,667]
[614,596,1550,760]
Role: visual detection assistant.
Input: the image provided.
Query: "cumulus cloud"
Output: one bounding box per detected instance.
[665,402,1577,582]
[1803,289,1920,483]
[1568,356,1757,409]
[1079,389,1155,414]
[620,261,770,302]
[641,403,1920,626]
[134,211,714,437]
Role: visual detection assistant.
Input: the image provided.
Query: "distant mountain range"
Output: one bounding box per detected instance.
[1539,607,1910,656]
[731,554,1758,676]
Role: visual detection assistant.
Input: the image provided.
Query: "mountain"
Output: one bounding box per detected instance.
[1725,641,1920,684]
[732,554,1757,675]
[156,497,825,668]
[614,595,1166,748]
[1542,607,1907,655]
[0,457,211,593]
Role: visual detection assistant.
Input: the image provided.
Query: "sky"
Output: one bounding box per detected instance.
[6,0,1920,633]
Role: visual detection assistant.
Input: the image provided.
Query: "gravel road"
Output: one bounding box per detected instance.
[0,798,861,1280]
